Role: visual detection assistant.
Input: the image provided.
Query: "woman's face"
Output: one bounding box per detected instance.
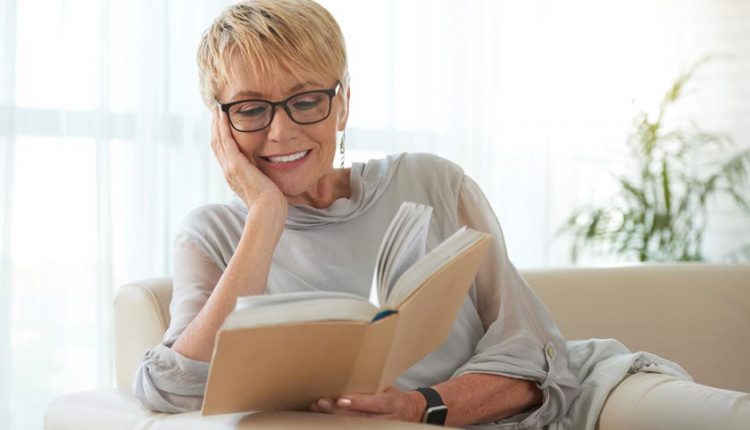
[218,51,349,202]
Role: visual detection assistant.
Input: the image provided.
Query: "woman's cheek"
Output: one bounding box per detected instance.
[234,139,261,166]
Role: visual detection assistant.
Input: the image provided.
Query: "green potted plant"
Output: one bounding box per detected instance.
[558,58,750,263]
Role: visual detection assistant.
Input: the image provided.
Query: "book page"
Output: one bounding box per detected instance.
[370,202,432,306]
[381,205,431,302]
[385,227,485,307]
[370,203,415,306]
[224,291,379,329]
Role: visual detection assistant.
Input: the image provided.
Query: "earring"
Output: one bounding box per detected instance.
[339,130,346,169]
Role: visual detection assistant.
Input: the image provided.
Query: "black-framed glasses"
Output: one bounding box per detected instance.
[218,82,341,132]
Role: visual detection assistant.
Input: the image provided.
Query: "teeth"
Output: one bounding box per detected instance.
[267,150,309,163]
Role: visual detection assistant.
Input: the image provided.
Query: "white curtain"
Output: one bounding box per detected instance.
[1,0,749,428]
[1,0,234,428]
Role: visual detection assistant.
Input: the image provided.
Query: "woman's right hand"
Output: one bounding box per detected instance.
[210,107,288,218]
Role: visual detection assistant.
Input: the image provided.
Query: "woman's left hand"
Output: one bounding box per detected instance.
[310,387,425,423]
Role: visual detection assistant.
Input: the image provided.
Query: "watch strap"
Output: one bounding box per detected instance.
[415,387,448,425]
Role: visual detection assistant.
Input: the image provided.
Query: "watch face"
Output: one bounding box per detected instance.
[425,405,448,425]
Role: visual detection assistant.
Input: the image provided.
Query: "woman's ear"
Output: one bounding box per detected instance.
[337,86,350,131]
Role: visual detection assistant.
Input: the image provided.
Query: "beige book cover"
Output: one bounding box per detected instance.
[201,234,490,415]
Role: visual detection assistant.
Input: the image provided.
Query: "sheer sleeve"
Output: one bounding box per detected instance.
[453,175,581,428]
[132,234,222,413]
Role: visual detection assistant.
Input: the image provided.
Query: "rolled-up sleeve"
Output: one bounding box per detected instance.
[452,175,581,428]
[132,342,210,413]
[132,235,222,413]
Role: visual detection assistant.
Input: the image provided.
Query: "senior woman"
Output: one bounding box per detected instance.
[132,1,696,429]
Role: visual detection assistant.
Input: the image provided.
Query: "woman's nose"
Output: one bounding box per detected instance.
[266,105,297,141]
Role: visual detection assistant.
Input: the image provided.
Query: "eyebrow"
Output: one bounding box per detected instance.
[229,81,323,101]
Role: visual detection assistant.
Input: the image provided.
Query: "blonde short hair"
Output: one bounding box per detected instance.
[197,0,349,107]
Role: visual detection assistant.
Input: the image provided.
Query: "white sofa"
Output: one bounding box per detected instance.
[45,264,750,429]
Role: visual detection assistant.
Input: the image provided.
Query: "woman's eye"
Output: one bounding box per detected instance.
[292,98,322,110]
[236,105,267,117]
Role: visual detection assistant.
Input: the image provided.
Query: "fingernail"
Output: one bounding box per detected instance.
[337,398,352,407]
[319,399,333,412]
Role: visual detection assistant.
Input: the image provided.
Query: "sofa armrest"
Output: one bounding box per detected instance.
[113,277,173,390]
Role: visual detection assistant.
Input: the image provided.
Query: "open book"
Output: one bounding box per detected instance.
[201,202,491,415]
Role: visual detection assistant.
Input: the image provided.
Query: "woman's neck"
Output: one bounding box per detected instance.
[285,167,352,208]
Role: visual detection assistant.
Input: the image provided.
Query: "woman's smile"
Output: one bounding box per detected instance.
[258,148,313,171]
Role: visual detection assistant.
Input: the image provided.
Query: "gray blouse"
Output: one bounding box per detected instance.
[133,152,690,429]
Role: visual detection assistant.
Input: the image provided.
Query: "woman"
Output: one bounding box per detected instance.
[133,1,691,428]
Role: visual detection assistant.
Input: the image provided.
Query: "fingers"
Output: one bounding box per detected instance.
[210,106,223,161]
[210,106,238,159]
[211,105,219,137]
[211,107,248,179]
[339,393,394,414]
[311,398,366,416]
[310,402,385,419]
[310,392,395,416]
[217,107,241,158]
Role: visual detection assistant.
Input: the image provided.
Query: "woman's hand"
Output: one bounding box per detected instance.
[210,107,287,214]
[309,387,425,423]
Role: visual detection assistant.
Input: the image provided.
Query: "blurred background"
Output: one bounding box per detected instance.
[1,0,749,428]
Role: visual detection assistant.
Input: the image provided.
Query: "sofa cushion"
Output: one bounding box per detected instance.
[44,389,245,430]
[43,389,445,430]
[524,264,750,392]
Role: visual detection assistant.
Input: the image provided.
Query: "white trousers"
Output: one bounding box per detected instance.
[598,373,750,430]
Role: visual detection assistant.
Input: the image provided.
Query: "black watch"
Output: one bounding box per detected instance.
[415,387,448,425]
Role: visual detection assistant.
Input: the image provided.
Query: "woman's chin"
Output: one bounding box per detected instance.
[273,180,311,203]
[260,168,307,192]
